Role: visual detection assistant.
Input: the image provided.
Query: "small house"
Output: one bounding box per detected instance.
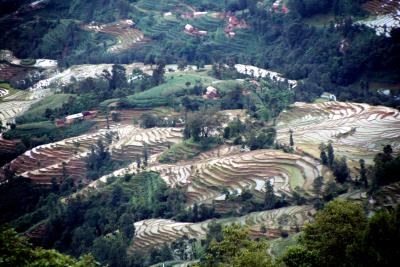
[83,110,97,119]
[321,92,337,101]
[65,113,84,124]
[203,86,219,100]
[193,12,207,17]
[185,24,194,32]
[55,119,65,127]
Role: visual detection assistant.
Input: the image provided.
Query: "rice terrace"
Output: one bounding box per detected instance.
[0,0,399,266]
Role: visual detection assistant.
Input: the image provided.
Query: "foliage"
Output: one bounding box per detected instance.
[0,226,98,267]
[373,145,400,186]
[86,139,113,180]
[0,177,51,225]
[3,120,96,149]
[264,180,276,210]
[184,108,226,143]
[201,224,273,267]
[282,199,400,267]
[158,140,209,164]
[40,172,187,266]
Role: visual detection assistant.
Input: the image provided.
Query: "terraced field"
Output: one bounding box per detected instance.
[2,126,183,184]
[0,99,37,124]
[83,20,148,54]
[276,102,400,162]
[362,0,400,15]
[130,205,314,251]
[358,0,400,37]
[6,128,113,183]
[0,133,19,153]
[151,149,322,205]
[135,0,193,13]
[111,127,183,162]
[235,64,298,88]
[0,63,33,82]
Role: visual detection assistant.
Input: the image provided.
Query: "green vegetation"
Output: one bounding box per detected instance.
[0,226,98,267]
[282,199,400,267]
[0,1,400,266]
[18,94,75,122]
[200,224,273,267]
[0,82,20,99]
[159,140,205,163]
[40,172,187,266]
[122,73,214,108]
[20,58,36,66]
[3,120,96,149]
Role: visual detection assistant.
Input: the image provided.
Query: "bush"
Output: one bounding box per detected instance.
[20,58,36,66]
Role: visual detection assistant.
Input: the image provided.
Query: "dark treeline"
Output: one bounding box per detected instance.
[1,0,399,107]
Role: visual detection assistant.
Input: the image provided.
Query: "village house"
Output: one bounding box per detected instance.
[203,86,219,100]
[65,113,84,124]
[164,12,173,17]
[193,11,208,17]
[321,92,337,101]
[224,13,248,38]
[184,24,207,36]
[56,111,97,126]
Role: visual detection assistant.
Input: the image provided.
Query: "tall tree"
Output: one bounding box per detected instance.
[151,61,165,86]
[319,143,328,165]
[333,156,350,183]
[282,199,367,267]
[313,176,324,195]
[110,64,127,90]
[327,142,335,167]
[264,180,276,210]
[289,129,294,147]
[359,159,368,188]
[203,224,273,267]
[143,144,149,167]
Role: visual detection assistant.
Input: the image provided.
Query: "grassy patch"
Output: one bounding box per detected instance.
[124,73,216,108]
[270,234,299,259]
[303,13,334,27]
[159,137,222,164]
[0,83,21,100]
[158,140,203,163]
[3,120,96,144]
[24,94,75,118]
[213,80,243,93]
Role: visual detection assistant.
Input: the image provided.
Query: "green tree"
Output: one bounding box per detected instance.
[359,159,368,188]
[143,144,149,167]
[151,61,165,86]
[264,180,276,210]
[289,129,294,147]
[110,64,127,90]
[327,142,335,167]
[333,156,350,183]
[282,199,367,267]
[0,226,98,267]
[202,224,273,267]
[313,176,324,195]
[184,109,225,143]
[119,212,135,240]
[140,112,158,128]
[347,206,400,267]
[0,120,5,133]
[319,143,328,165]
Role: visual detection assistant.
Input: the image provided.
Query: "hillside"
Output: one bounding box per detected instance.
[0,0,400,267]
